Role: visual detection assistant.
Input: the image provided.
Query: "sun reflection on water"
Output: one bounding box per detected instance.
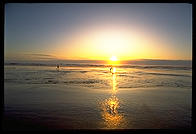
[112,72,117,94]
[100,95,125,129]
[99,67,127,129]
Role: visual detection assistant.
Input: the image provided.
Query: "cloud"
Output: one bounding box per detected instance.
[23,53,58,60]
[25,53,55,57]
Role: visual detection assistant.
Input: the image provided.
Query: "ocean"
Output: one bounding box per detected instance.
[4,62,192,130]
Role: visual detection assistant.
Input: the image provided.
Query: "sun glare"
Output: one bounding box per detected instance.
[108,56,119,65]
[110,56,117,61]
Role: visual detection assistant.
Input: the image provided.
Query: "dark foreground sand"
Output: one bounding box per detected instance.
[4,83,191,130]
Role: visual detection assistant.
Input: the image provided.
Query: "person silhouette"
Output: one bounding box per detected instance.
[56,64,60,71]
[110,67,113,73]
[57,64,59,68]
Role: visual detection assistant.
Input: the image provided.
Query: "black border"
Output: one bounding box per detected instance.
[1,0,194,133]
[1,0,195,3]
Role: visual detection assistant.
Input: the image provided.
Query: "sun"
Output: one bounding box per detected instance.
[110,56,117,61]
[108,56,119,65]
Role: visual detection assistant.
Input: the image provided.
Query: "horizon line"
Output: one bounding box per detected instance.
[4,58,192,61]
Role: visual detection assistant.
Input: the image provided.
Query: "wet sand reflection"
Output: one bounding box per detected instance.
[99,67,127,129]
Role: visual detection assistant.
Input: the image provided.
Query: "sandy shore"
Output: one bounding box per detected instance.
[4,83,191,130]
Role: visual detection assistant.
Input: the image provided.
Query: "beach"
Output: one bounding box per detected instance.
[4,64,192,130]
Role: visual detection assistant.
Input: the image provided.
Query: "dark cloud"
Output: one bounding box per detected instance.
[25,54,55,57]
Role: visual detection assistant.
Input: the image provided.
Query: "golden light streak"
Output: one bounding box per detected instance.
[112,72,117,94]
[98,66,127,128]
[100,96,126,129]
[112,67,116,73]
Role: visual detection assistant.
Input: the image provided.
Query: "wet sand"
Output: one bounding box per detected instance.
[4,83,191,130]
[4,65,192,130]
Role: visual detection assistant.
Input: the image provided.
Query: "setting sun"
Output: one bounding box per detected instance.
[109,56,119,65]
[110,56,117,61]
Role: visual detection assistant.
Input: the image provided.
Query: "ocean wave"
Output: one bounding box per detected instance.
[63,80,100,84]
[133,71,191,77]
[4,64,192,89]
[5,63,191,70]
[5,75,191,89]
[147,72,191,77]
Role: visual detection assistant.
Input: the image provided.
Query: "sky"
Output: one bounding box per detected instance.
[5,3,192,61]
